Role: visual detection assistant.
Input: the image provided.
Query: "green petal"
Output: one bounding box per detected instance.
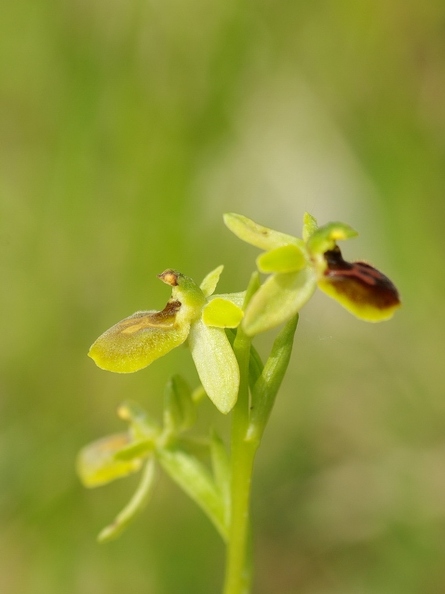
[188,320,240,414]
[242,268,317,336]
[88,302,190,373]
[202,298,244,328]
[200,265,224,297]
[302,212,318,242]
[256,244,306,274]
[306,221,358,255]
[76,433,143,488]
[210,291,245,308]
[223,213,301,250]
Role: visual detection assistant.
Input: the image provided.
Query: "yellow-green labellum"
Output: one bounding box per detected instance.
[89,300,190,373]
[77,433,143,488]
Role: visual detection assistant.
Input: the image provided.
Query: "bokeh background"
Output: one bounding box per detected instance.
[1,1,445,593]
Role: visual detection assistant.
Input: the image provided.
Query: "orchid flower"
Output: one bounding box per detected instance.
[224,213,400,335]
[88,267,244,414]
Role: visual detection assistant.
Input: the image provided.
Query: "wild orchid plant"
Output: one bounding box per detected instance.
[78,213,400,594]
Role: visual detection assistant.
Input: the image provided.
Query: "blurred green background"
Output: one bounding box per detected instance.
[1,1,445,593]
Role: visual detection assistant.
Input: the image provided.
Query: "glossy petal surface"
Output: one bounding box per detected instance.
[257,244,306,274]
[202,298,244,328]
[318,249,401,321]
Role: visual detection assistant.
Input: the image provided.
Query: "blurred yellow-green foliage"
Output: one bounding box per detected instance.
[1,1,445,593]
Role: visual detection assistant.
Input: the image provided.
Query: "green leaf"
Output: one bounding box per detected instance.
[256,244,306,274]
[98,457,156,542]
[223,213,301,251]
[163,375,196,434]
[248,344,264,389]
[247,315,299,443]
[157,447,228,541]
[189,319,240,414]
[76,433,144,488]
[202,298,244,328]
[200,265,224,297]
[242,268,316,336]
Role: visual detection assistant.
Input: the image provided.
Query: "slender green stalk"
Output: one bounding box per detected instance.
[223,274,260,594]
[223,313,298,593]
[223,324,257,594]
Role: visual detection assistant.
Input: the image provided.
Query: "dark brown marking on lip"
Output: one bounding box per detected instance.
[323,246,400,310]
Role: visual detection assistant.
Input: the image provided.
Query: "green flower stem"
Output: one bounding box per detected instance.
[223,273,260,594]
[223,323,256,594]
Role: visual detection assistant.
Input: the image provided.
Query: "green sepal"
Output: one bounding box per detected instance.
[200,265,224,297]
[76,433,144,488]
[306,221,358,255]
[97,457,156,542]
[256,244,306,274]
[242,268,316,336]
[163,374,196,434]
[224,213,301,251]
[302,212,318,242]
[157,446,228,541]
[189,319,240,414]
[202,298,244,328]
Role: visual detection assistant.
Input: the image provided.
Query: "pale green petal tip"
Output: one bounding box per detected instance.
[202,298,244,328]
[256,244,306,274]
[307,221,358,255]
[200,265,224,297]
[302,212,318,241]
[223,212,297,251]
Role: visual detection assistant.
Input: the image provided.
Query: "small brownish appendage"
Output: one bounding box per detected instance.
[158,269,180,286]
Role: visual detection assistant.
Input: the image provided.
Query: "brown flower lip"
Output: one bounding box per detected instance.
[323,246,401,310]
